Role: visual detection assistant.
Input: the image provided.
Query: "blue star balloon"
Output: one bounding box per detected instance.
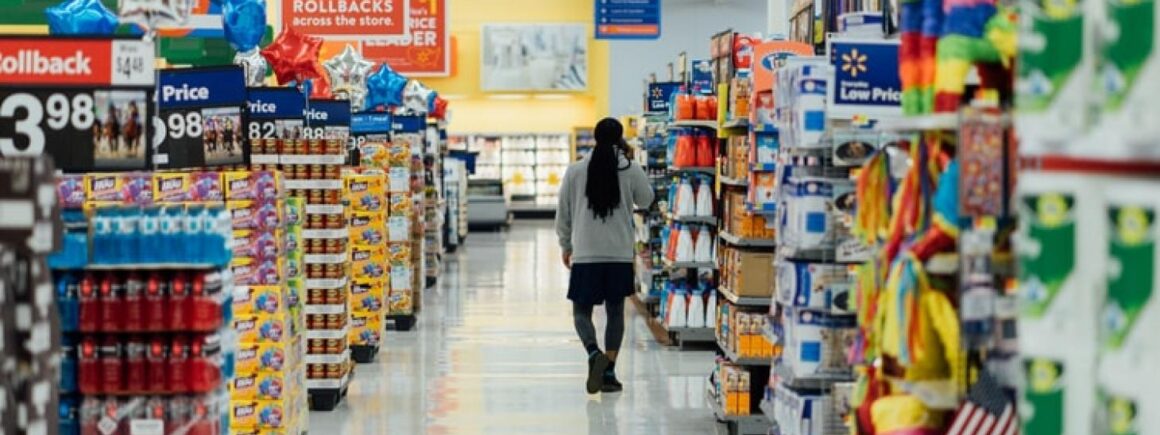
[365,63,407,111]
[222,0,266,53]
[46,0,118,35]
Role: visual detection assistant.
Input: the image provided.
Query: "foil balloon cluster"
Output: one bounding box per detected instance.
[223,0,268,85]
[45,0,118,35]
[365,63,407,111]
[118,0,192,33]
[322,44,374,111]
[261,28,324,85]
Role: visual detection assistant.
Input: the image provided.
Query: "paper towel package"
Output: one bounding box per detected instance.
[1093,0,1160,159]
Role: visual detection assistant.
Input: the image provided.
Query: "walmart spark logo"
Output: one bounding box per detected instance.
[841,48,868,78]
[651,87,664,98]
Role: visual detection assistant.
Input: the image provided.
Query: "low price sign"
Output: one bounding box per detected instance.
[305,99,352,142]
[826,37,902,118]
[0,37,154,172]
[351,112,392,148]
[156,66,248,168]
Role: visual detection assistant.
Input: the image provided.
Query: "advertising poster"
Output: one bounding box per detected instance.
[362,0,449,76]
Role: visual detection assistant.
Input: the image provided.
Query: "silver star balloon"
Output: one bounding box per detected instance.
[322,44,374,101]
[233,49,268,87]
[334,89,367,112]
[401,80,434,114]
[118,0,192,32]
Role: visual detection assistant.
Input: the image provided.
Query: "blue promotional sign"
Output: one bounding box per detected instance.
[690,59,714,95]
[390,114,426,133]
[645,81,682,113]
[156,66,248,168]
[246,87,306,145]
[351,112,392,147]
[826,38,902,118]
[595,0,661,40]
[305,99,351,141]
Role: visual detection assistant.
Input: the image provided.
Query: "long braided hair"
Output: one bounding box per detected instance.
[585,118,625,220]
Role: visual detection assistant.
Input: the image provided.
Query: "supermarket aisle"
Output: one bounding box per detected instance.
[309,221,719,434]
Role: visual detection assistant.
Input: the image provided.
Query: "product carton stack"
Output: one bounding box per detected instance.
[249,138,353,410]
[344,172,388,361]
[221,171,309,434]
[357,140,417,327]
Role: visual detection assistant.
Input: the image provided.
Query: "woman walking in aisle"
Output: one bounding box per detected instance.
[556,117,655,394]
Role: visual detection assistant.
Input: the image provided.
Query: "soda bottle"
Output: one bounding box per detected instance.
[143,272,168,332]
[124,336,146,393]
[169,272,190,331]
[186,394,215,435]
[78,396,103,435]
[77,336,101,394]
[146,337,168,394]
[98,336,124,394]
[166,396,190,435]
[123,273,145,332]
[168,336,189,393]
[99,273,123,332]
[78,273,100,332]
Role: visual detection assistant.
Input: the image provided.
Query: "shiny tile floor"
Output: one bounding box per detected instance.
[309,221,721,434]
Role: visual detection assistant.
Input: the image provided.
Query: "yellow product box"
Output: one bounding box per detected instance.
[388,288,413,315]
[389,193,413,215]
[152,172,190,203]
[345,173,386,212]
[348,312,383,346]
[387,242,412,266]
[229,397,296,430]
[349,211,386,246]
[231,370,296,400]
[349,278,386,313]
[235,341,299,373]
[234,311,291,344]
[233,285,285,316]
[351,244,387,280]
[387,142,409,166]
[223,170,283,201]
[230,256,285,287]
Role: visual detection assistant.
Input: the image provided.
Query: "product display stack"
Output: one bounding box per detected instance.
[52,172,237,435]
[423,123,445,288]
[3,158,62,435]
[630,114,677,344]
[702,31,780,435]
[344,172,388,363]
[223,170,309,434]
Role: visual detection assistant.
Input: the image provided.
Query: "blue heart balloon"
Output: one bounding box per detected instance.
[222,0,266,53]
[365,63,407,111]
[45,0,118,35]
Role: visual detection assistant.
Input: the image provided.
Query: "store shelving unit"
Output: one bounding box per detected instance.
[572,126,596,161]
[707,388,771,435]
[717,286,772,307]
[718,231,776,248]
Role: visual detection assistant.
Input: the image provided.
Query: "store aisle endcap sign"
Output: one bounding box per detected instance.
[596,0,661,39]
[156,66,248,169]
[283,0,407,38]
[646,82,681,113]
[827,38,902,118]
[0,37,155,172]
[247,87,307,141]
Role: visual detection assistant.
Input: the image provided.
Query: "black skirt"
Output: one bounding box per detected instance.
[568,262,635,306]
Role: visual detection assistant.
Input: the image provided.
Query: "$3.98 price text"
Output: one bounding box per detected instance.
[0,91,95,156]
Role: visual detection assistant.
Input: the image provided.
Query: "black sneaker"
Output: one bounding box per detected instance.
[601,371,623,393]
[587,352,610,394]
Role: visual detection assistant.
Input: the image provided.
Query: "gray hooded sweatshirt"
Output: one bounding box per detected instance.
[555,154,655,263]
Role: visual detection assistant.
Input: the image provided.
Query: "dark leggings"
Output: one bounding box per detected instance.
[573,297,626,354]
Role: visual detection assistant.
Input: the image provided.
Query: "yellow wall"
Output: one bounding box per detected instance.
[425,0,609,134]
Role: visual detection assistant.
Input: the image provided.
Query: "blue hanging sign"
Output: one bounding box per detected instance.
[245,87,306,147]
[351,112,392,147]
[826,37,902,118]
[595,0,661,40]
[305,99,351,141]
[645,81,682,113]
[690,59,714,95]
[156,66,248,168]
[391,114,426,133]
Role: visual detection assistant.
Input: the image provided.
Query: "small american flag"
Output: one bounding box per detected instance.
[946,371,1019,435]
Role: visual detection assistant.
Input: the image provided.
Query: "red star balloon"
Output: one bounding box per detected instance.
[260,28,324,85]
[309,76,333,99]
[431,96,448,119]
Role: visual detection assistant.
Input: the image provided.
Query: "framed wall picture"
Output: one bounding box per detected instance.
[481,23,588,92]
